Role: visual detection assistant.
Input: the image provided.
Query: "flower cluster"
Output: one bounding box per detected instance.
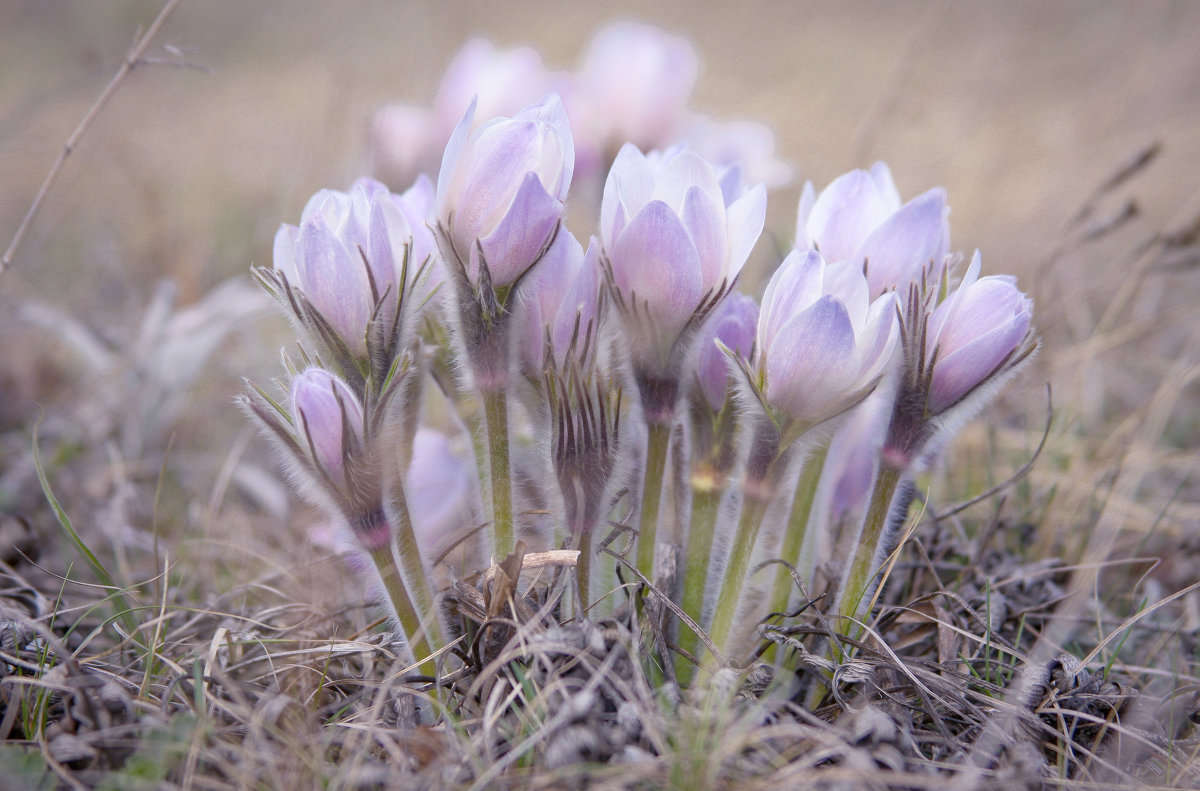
[243,23,1036,680]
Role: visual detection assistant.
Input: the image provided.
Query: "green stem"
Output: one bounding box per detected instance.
[706,491,771,661]
[837,463,904,645]
[635,421,672,584]
[675,477,723,682]
[767,444,828,623]
[394,488,444,639]
[482,387,515,559]
[367,547,434,676]
[576,529,593,617]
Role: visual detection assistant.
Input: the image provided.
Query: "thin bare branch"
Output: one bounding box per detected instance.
[0,0,184,281]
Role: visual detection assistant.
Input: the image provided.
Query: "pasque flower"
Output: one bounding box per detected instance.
[601,144,766,399]
[279,367,393,553]
[880,250,1036,470]
[273,366,443,666]
[601,144,765,584]
[795,163,949,297]
[824,391,889,523]
[924,252,1035,415]
[273,178,423,359]
[676,291,757,670]
[392,175,439,289]
[755,250,898,430]
[836,253,1035,633]
[435,94,574,289]
[515,229,602,376]
[509,228,616,582]
[290,367,365,486]
[696,291,758,412]
[707,252,896,659]
[432,94,576,560]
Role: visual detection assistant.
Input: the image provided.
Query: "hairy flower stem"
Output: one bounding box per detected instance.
[675,478,723,682]
[391,487,446,656]
[575,529,593,617]
[482,387,515,559]
[635,421,672,584]
[464,404,488,518]
[836,462,904,650]
[707,422,788,661]
[706,492,771,660]
[767,444,828,628]
[394,492,441,628]
[367,547,434,676]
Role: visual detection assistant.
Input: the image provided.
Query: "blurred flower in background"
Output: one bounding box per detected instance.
[683,116,793,193]
[370,21,792,197]
[371,38,562,187]
[406,427,480,557]
[570,21,697,164]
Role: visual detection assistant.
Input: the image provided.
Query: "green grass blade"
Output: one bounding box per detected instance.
[31,418,144,646]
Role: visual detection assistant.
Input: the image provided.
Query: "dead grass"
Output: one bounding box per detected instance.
[4,482,1199,789]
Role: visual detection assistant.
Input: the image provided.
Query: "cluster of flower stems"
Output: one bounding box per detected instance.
[242,62,1035,689]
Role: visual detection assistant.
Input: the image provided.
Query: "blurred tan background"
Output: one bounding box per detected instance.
[5,1,1198,286]
[2,0,1199,511]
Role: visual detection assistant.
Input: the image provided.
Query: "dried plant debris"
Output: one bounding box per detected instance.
[1,537,1198,791]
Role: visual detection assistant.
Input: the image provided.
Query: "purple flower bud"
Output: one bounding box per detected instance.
[436,94,574,288]
[576,22,697,153]
[602,143,767,366]
[290,368,364,483]
[758,251,899,427]
[925,252,1033,414]
[275,178,420,357]
[795,163,949,297]
[515,230,602,374]
[799,168,896,263]
[696,292,758,411]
